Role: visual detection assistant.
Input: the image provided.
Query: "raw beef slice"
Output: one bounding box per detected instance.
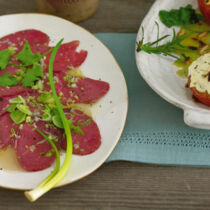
[44,72,110,104]
[15,123,56,172]
[61,110,101,155]
[0,113,17,149]
[44,41,88,72]
[0,29,50,51]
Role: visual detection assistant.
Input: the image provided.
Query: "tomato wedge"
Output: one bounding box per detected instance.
[198,0,210,22]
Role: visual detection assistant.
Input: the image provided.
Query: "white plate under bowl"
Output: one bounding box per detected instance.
[136,0,210,129]
[0,14,128,190]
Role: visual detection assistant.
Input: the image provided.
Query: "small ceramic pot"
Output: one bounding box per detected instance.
[36,0,99,22]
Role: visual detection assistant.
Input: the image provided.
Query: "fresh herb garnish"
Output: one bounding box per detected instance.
[159,4,203,28]
[7,104,17,113]
[16,104,32,116]
[49,108,84,135]
[10,110,26,124]
[9,95,25,104]
[24,39,73,202]
[38,92,55,105]
[16,41,42,66]
[0,41,53,88]
[8,96,32,124]
[21,63,44,87]
[136,24,193,61]
[0,73,18,87]
[52,112,63,129]
[0,49,12,70]
[77,118,92,127]
[41,105,52,121]
[69,119,84,135]
[0,42,50,88]
[52,112,84,135]
[10,128,16,138]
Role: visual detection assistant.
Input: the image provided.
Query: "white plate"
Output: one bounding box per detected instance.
[136,0,210,129]
[0,14,128,190]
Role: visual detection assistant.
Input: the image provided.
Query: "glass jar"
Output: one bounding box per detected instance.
[36,0,99,22]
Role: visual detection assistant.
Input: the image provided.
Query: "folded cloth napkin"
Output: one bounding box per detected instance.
[95,33,210,167]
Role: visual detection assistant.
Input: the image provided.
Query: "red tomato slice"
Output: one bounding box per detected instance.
[198,0,210,22]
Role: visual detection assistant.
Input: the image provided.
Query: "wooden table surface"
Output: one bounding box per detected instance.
[1,0,210,209]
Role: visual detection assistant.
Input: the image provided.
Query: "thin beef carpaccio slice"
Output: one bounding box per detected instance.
[0,113,17,149]
[61,110,101,155]
[43,72,110,104]
[15,124,55,172]
[63,77,110,104]
[0,86,32,98]
[44,41,88,73]
[0,29,50,51]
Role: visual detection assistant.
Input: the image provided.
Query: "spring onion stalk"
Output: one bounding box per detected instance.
[24,39,73,202]
[34,128,60,187]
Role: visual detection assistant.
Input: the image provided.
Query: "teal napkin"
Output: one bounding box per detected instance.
[95,33,210,167]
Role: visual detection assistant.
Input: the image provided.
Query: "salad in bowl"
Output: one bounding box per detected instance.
[136,0,210,129]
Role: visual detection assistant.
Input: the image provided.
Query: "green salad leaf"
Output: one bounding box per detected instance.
[21,63,44,87]
[7,104,17,113]
[0,73,18,87]
[16,41,42,66]
[10,110,26,124]
[68,119,84,135]
[52,111,84,135]
[9,95,26,104]
[52,114,63,129]
[41,105,52,121]
[159,4,203,28]
[16,104,32,115]
[0,49,11,70]
[38,92,55,106]
[8,95,31,124]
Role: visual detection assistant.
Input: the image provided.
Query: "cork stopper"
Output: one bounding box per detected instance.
[37,0,99,22]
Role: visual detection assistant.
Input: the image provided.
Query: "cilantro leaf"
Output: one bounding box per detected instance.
[21,63,44,87]
[0,49,11,70]
[16,41,42,66]
[0,73,18,87]
[159,5,203,28]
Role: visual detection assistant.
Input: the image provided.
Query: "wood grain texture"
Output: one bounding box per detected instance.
[1,0,210,209]
[0,0,154,33]
[1,162,210,209]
